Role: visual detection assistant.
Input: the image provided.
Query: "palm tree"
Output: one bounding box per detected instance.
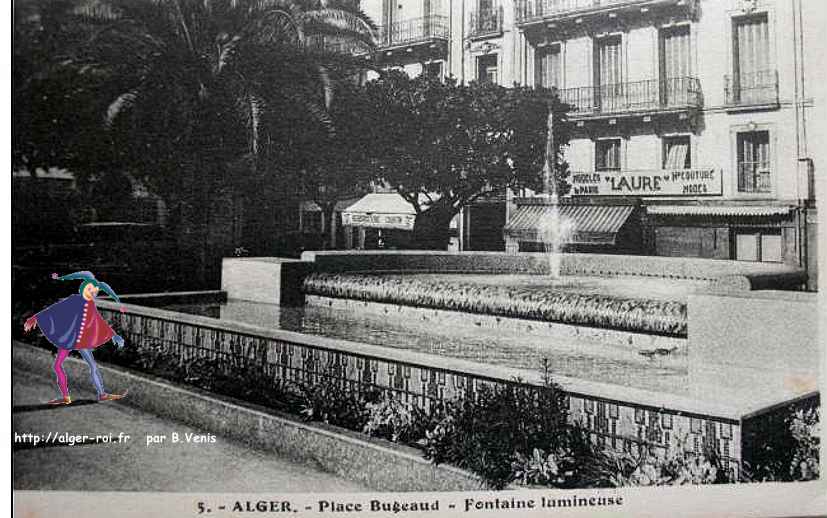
[60,0,378,282]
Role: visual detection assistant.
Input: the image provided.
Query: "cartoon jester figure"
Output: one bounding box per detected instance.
[23,271,128,405]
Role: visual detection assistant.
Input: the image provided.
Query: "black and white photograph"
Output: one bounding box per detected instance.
[9,0,826,516]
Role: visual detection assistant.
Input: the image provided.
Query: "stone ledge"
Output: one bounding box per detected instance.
[12,341,484,492]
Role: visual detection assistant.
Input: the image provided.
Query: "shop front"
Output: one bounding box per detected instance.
[341,193,461,250]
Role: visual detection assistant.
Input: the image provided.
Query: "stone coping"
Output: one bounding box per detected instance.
[99,298,792,421]
[12,341,484,492]
[227,257,304,264]
[299,250,803,284]
[120,290,227,303]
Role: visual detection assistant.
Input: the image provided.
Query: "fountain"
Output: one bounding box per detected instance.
[168,105,817,479]
[537,104,574,279]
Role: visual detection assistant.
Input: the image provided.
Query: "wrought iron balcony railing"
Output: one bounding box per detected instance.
[515,0,677,24]
[724,70,779,108]
[378,15,449,48]
[469,6,503,37]
[323,40,372,55]
[737,161,772,193]
[558,77,701,117]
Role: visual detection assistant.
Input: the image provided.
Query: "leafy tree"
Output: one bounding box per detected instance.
[362,71,572,249]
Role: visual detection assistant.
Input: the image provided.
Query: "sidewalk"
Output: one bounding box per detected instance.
[12,365,367,493]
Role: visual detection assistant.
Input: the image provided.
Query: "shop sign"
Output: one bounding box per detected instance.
[570,168,723,196]
[341,212,416,231]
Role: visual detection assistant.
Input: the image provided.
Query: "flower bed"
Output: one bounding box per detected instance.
[302,272,688,336]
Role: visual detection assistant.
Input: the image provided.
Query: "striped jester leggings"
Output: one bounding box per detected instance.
[53,349,105,398]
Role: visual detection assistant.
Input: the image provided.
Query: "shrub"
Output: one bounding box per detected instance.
[742,397,821,482]
[421,379,576,489]
[294,373,381,431]
[596,439,727,487]
[362,394,441,444]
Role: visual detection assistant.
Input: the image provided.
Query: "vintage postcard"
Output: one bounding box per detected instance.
[9,0,827,516]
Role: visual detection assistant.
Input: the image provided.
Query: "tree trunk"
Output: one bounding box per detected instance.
[319,201,337,250]
[411,205,456,250]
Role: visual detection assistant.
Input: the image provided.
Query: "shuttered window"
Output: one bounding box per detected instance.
[596,36,623,111]
[660,25,691,79]
[663,136,691,169]
[660,25,691,106]
[535,45,561,89]
[733,14,771,104]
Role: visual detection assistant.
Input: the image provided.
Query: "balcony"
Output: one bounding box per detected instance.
[515,0,696,28]
[737,161,772,194]
[377,15,449,48]
[558,77,702,120]
[324,40,372,56]
[469,6,504,39]
[724,70,779,111]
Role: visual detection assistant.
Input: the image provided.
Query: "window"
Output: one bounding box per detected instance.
[424,61,443,79]
[737,130,771,193]
[659,25,691,106]
[731,14,774,105]
[663,136,691,169]
[735,230,782,262]
[535,44,560,89]
[595,36,623,111]
[477,54,498,83]
[596,139,622,171]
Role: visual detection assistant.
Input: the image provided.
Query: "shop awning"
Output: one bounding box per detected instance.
[646,205,793,217]
[504,204,635,245]
[341,193,417,231]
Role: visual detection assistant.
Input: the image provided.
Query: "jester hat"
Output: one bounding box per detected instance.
[53,271,121,303]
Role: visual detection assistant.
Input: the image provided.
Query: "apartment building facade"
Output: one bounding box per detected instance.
[351,0,818,286]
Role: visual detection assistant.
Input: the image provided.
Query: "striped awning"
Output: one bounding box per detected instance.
[504,204,635,245]
[646,205,793,217]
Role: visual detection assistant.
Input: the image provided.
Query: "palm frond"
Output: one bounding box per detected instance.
[301,8,377,45]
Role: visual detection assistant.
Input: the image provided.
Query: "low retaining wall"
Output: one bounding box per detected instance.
[90,298,807,478]
[12,341,483,492]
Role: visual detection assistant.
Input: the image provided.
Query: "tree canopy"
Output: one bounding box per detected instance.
[361,71,573,249]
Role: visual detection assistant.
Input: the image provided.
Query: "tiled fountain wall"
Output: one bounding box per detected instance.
[99,300,766,477]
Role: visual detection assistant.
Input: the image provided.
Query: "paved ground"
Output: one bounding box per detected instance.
[12,366,367,492]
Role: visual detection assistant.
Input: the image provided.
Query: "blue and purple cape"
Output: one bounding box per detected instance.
[31,295,118,350]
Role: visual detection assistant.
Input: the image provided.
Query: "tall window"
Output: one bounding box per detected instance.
[595,36,623,111]
[663,136,691,169]
[596,139,622,172]
[659,25,691,106]
[535,44,560,89]
[737,130,770,193]
[732,14,772,104]
[477,54,498,84]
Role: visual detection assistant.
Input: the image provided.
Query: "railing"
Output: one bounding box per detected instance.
[469,6,503,37]
[94,299,741,465]
[324,40,371,55]
[724,70,779,108]
[515,0,672,23]
[558,77,701,116]
[378,15,449,48]
[737,161,772,193]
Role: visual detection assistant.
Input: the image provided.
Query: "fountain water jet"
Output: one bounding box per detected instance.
[537,103,574,279]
